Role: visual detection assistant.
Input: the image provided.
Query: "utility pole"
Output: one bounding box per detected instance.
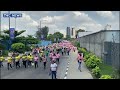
[15,17,16,30]
[0,11,1,35]
[118,11,120,79]
[8,11,10,33]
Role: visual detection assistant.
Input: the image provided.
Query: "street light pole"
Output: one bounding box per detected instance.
[8,11,10,32]
[39,20,47,40]
[15,17,16,30]
[0,11,1,35]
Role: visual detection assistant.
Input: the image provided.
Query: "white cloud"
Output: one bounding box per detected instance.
[1,11,119,37]
[40,16,53,23]
[1,24,8,30]
[73,11,82,16]
[96,11,114,19]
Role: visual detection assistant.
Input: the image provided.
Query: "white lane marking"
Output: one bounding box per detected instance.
[66,68,68,71]
[64,77,67,79]
[65,72,68,75]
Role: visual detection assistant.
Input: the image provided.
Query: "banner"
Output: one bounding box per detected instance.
[10,28,15,40]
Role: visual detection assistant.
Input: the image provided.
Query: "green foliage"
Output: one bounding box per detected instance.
[2,50,9,56]
[15,35,39,45]
[84,53,92,62]
[3,30,26,37]
[47,32,64,43]
[47,34,54,42]
[66,35,71,40]
[85,54,102,68]
[36,26,49,40]
[78,48,87,55]
[25,45,31,51]
[53,32,64,39]
[92,66,101,78]
[99,75,113,79]
[76,29,85,34]
[11,43,25,53]
[74,41,80,48]
[0,43,6,50]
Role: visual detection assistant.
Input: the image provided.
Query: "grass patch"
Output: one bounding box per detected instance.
[99,63,114,76]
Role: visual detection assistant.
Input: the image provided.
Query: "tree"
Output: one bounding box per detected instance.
[0,43,6,50]
[66,35,71,40]
[76,29,85,34]
[15,35,39,51]
[11,43,25,53]
[47,34,54,42]
[3,30,26,37]
[0,30,26,49]
[53,32,64,40]
[36,26,49,40]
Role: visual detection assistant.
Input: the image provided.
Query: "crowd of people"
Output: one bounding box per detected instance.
[0,40,82,79]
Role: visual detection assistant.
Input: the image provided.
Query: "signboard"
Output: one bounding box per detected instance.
[10,28,15,40]
[3,13,22,18]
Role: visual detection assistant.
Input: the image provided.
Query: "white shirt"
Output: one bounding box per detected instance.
[50,63,57,71]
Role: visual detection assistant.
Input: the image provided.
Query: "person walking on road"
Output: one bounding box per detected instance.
[61,48,64,56]
[42,55,47,69]
[52,53,57,62]
[50,61,58,79]
[77,52,83,72]
[0,56,4,68]
[34,55,39,69]
[67,47,70,55]
[15,55,20,69]
[7,56,13,70]
[56,52,60,64]
[49,51,53,61]
[22,55,27,68]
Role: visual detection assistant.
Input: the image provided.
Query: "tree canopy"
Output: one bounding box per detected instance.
[36,26,49,40]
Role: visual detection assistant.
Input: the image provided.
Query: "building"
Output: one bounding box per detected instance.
[66,27,71,38]
[66,27,76,38]
[78,30,120,70]
[71,28,76,38]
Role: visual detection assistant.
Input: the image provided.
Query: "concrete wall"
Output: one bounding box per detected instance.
[79,31,106,59]
[78,30,120,69]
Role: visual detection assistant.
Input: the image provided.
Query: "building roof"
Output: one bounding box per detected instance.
[78,30,120,38]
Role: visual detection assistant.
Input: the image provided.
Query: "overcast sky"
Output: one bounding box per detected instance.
[1,11,119,37]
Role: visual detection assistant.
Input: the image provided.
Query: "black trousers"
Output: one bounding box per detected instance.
[43,62,46,69]
[16,61,20,69]
[23,61,27,68]
[0,61,1,68]
[7,63,12,70]
[29,61,32,66]
[67,51,69,55]
[35,61,38,68]
[51,71,57,79]
[62,52,63,55]
[57,58,59,63]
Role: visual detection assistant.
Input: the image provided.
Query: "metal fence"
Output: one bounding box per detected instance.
[104,42,120,70]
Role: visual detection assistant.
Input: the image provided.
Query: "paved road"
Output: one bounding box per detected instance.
[0,51,93,79]
[66,51,93,79]
[0,54,69,79]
